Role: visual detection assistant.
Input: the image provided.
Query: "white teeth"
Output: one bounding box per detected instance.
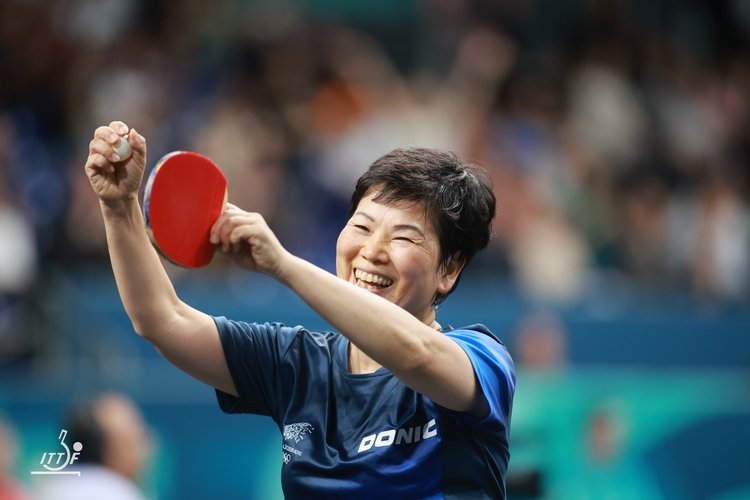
[354,269,392,287]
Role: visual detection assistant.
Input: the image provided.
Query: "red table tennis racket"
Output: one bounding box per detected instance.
[143,151,227,268]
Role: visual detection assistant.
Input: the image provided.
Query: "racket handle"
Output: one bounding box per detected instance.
[113,136,132,161]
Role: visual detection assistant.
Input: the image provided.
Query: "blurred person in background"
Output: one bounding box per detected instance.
[0,416,30,500]
[37,393,151,500]
[513,311,568,370]
[0,118,38,367]
[690,175,750,300]
[555,399,662,500]
[309,25,514,204]
[0,142,37,298]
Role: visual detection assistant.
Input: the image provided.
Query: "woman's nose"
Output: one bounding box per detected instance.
[361,235,389,263]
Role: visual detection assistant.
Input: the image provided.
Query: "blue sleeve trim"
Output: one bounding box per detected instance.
[443,326,515,432]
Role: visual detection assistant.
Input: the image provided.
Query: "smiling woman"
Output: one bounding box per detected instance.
[85,122,515,500]
[341,148,496,309]
[339,196,450,324]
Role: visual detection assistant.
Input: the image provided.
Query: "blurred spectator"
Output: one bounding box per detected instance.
[513,310,569,369]
[0,116,37,365]
[37,393,152,500]
[0,120,37,295]
[0,416,30,500]
[668,175,750,301]
[0,192,37,295]
[53,0,139,50]
[311,25,513,201]
[587,400,628,464]
[617,173,671,287]
[689,177,750,300]
[567,38,650,172]
[551,398,663,500]
[191,95,289,220]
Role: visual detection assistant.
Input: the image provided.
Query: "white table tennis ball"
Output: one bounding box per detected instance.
[113,136,132,161]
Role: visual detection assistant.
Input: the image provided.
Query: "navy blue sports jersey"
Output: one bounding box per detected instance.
[214,318,515,499]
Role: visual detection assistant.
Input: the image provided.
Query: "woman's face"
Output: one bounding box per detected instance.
[336,191,462,324]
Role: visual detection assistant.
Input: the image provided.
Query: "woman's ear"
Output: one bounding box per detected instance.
[437,252,465,294]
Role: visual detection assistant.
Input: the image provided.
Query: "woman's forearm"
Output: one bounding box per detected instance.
[279,255,433,371]
[100,197,183,338]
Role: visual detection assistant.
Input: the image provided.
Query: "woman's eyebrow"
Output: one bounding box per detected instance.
[353,212,426,238]
[393,224,426,238]
[353,211,375,222]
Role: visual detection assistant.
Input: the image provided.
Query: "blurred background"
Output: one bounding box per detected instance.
[1,0,749,498]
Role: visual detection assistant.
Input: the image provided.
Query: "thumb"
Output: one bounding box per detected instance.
[129,128,148,167]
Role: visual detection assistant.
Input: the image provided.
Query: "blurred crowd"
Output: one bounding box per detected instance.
[1,0,750,363]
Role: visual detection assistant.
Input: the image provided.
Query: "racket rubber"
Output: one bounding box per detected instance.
[143,151,227,268]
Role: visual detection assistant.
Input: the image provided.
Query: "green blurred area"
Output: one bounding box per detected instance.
[511,368,749,500]
[5,365,749,499]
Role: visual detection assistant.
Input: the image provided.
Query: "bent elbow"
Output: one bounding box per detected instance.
[130,312,179,344]
[131,321,157,343]
[127,299,186,344]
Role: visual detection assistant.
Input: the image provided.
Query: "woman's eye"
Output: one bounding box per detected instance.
[394,237,413,243]
[354,225,369,232]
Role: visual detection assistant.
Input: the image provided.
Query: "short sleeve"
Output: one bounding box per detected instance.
[213,317,302,419]
[443,326,515,432]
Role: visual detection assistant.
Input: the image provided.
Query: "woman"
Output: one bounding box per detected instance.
[85,121,515,499]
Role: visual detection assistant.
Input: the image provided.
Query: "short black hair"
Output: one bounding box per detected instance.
[349,148,496,305]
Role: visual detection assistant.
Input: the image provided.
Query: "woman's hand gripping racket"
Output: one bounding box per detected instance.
[143,152,228,268]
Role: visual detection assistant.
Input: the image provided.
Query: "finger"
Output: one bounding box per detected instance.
[86,153,111,170]
[210,210,233,244]
[228,224,254,246]
[109,121,129,136]
[211,213,237,252]
[84,153,114,176]
[128,128,147,162]
[211,208,250,245]
[93,126,121,149]
[219,215,243,252]
[90,137,122,163]
[222,213,261,252]
[228,226,260,255]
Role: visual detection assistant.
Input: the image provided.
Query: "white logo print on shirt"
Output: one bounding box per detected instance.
[357,419,437,453]
[282,423,314,464]
[284,422,315,443]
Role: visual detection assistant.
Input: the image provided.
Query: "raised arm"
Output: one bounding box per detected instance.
[280,256,490,419]
[210,208,490,419]
[85,121,237,396]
